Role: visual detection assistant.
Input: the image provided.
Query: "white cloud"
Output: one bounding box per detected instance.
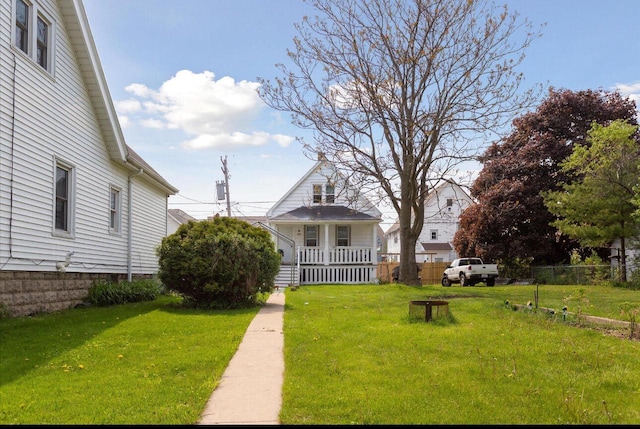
[613,81,640,106]
[140,118,166,129]
[182,131,271,150]
[114,70,295,150]
[272,134,295,147]
[125,83,152,98]
[115,99,141,113]
[118,115,131,128]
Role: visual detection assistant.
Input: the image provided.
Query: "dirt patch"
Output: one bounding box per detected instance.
[568,321,640,342]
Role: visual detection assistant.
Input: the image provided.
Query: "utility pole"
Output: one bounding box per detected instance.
[220,155,232,217]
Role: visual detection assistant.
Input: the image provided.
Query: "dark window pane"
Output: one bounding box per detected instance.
[55,167,69,231]
[15,0,29,53]
[56,167,68,198]
[37,17,47,69]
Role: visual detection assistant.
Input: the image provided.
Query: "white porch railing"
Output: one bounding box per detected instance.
[298,246,374,265]
[300,265,377,285]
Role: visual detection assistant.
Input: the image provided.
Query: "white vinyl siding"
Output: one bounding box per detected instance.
[0,0,171,274]
[267,161,381,219]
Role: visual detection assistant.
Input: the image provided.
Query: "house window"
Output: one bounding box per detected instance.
[36,15,48,69]
[336,225,350,246]
[305,225,318,246]
[109,187,121,233]
[13,0,54,73]
[446,198,453,211]
[325,183,335,204]
[430,229,438,240]
[54,161,74,235]
[312,184,322,204]
[15,0,29,54]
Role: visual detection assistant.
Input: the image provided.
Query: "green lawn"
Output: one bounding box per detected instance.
[1,284,639,424]
[0,295,260,424]
[280,284,640,424]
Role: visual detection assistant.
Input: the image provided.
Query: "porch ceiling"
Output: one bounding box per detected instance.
[270,206,379,222]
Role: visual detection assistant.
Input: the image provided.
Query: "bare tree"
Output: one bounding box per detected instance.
[258,0,543,285]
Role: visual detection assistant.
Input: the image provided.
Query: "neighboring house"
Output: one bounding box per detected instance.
[168,209,197,235]
[609,237,639,280]
[385,182,473,263]
[0,0,178,317]
[266,154,382,285]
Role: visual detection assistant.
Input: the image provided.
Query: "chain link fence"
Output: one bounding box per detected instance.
[531,264,638,285]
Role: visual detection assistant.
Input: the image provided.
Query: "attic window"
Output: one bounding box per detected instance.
[15,0,29,54]
[312,184,322,204]
[13,0,55,73]
[325,183,335,203]
[36,15,48,69]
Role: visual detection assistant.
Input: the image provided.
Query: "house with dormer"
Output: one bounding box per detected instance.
[385,182,473,263]
[266,154,382,286]
[0,0,178,317]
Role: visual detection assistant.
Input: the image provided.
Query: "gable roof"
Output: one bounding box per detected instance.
[58,0,177,195]
[168,209,197,225]
[267,156,381,219]
[421,242,453,251]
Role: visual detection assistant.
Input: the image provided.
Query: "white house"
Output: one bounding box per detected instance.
[385,182,473,263]
[0,0,178,317]
[168,209,197,235]
[266,155,382,285]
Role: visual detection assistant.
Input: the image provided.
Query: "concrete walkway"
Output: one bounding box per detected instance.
[198,289,285,425]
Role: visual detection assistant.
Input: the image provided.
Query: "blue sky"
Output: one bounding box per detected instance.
[82,0,640,231]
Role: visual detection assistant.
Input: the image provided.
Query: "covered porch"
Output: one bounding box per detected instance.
[268,206,381,285]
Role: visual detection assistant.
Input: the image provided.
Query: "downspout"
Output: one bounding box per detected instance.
[127,168,143,281]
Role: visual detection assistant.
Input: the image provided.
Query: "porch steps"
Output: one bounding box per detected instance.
[275,265,298,288]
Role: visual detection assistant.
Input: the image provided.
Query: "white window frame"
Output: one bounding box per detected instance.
[305,225,319,247]
[325,183,335,204]
[336,225,350,247]
[12,0,56,75]
[312,184,322,204]
[53,158,75,238]
[109,185,122,234]
[430,229,438,240]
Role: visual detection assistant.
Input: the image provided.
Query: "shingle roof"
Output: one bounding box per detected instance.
[421,242,453,251]
[270,206,379,222]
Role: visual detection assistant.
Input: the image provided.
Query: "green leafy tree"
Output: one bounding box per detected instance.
[454,89,638,266]
[542,120,640,281]
[156,217,280,308]
[258,0,542,285]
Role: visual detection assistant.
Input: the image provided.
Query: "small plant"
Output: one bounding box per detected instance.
[0,302,10,319]
[619,302,640,339]
[87,279,162,306]
[564,288,590,326]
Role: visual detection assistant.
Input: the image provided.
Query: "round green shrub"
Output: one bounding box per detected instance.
[156,217,280,308]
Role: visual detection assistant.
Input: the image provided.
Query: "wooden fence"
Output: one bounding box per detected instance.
[377,261,450,285]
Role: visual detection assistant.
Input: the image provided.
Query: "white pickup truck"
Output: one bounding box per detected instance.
[441,258,499,287]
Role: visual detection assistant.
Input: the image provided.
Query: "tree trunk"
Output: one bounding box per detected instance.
[398,192,420,286]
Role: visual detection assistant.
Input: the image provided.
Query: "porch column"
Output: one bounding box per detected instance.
[372,223,378,263]
[324,223,330,265]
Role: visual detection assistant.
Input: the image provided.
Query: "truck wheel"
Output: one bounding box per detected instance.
[486,279,495,287]
[441,276,451,287]
[459,272,468,287]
